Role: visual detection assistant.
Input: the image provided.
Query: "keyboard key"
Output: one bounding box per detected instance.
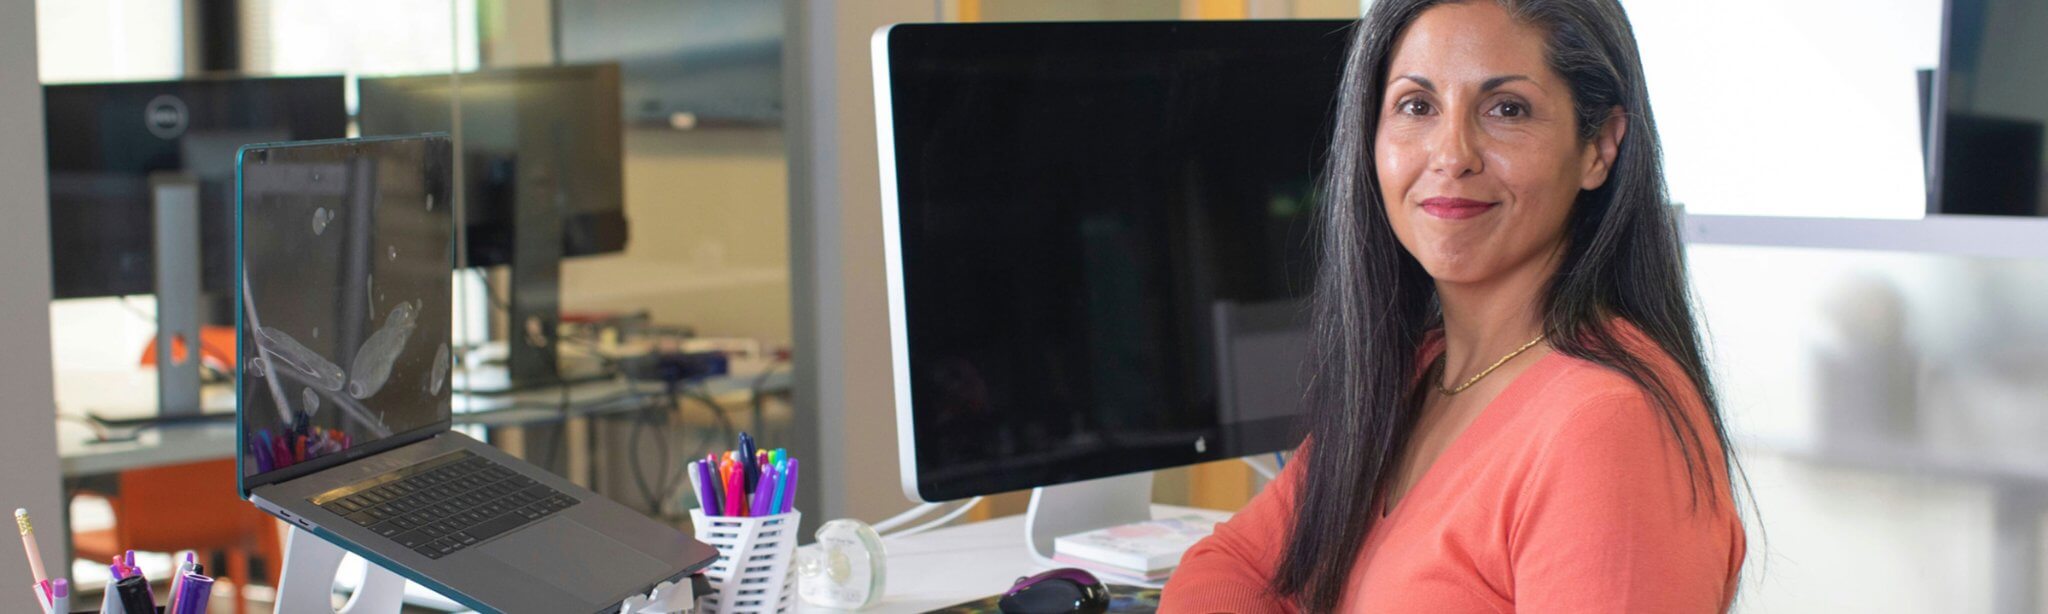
[463,511,532,543]
[395,530,431,550]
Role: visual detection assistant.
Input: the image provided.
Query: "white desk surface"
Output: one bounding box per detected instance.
[797,504,1228,613]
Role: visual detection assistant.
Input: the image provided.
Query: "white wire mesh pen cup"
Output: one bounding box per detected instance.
[691,509,801,614]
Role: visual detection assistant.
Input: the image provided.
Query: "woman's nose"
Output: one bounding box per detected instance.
[1428,115,1482,178]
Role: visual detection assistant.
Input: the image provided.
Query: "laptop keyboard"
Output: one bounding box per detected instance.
[313,450,579,560]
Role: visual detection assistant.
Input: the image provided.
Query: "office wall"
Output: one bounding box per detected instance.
[470,1,794,347]
[559,128,793,346]
[0,0,68,605]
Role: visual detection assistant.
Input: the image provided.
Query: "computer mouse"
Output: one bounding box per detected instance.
[998,567,1111,614]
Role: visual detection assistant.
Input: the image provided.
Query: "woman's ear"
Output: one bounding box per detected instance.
[1580,106,1628,190]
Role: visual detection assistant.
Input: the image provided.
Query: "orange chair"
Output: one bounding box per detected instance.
[74,458,284,614]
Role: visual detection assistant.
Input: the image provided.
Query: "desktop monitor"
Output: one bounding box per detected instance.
[355,64,629,268]
[44,76,348,308]
[1930,0,2048,216]
[875,21,1350,502]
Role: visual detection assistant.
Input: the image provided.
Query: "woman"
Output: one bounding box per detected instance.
[1160,0,1746,612]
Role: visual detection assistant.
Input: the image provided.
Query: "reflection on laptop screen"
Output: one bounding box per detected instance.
[238,135,453,480]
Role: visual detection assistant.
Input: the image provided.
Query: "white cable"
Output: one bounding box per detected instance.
[886,496,983,539]
[868,502,944,534]
[1242,456,1280,481]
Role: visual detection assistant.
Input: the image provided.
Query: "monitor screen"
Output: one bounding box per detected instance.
[1934,0,2048,216]
[44,76,347,303]
[237,136,454,488]
[357,65,628,268]
[878,21,1350,501]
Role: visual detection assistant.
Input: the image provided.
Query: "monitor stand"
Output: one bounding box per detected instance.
[1022,472,1154,562]
[506,157,564,391]
[151,173,202,417]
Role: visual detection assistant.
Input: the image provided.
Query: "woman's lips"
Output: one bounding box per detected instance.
[1420,197,1498,220]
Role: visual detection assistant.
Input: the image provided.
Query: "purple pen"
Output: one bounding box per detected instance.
[694,460,720,515]
[751,467,777,516]
[169,572,212,614]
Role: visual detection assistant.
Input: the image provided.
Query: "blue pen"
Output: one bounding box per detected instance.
[737,432,759,493]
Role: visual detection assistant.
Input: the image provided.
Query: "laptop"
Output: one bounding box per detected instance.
[233,134,718,613]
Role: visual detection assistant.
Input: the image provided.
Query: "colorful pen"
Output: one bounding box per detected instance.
[698,460,722,514]
[751,466,775,516]
[46,578,68,614]
[165,553,197,611]
[724,462,743,516]
[169,571,212,614]
[770,460,789,516]
[782,458,799,513]
[738,432,759,493]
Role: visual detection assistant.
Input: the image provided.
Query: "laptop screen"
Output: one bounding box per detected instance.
[237,135,454,487]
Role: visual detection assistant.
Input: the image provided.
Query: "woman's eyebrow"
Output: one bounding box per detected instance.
[1391,74,1534,93]
[1481,75,1534,92]
[1394,74,1436,92]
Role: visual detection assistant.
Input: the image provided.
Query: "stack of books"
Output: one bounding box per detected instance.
[1051,515,1219,583]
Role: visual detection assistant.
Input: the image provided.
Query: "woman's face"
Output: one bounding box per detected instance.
[1375,1,1623,286]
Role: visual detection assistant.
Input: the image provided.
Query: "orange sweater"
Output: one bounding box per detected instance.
[1162,325,1746,612]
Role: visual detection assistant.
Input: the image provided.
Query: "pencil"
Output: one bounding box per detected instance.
[14,509,48,601]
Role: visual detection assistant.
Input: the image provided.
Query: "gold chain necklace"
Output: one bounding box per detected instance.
[1437,333,1547,396]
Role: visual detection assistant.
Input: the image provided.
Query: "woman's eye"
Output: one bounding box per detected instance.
[1492,100,1527,118]
[1397,98,1433,116]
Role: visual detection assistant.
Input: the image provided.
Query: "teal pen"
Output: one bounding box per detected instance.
[781,458,799,513]
[769,460,789,515]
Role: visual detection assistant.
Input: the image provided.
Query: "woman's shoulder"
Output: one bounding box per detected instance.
[1521,318,1708,430]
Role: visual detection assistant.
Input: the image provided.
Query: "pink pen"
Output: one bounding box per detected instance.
[724,462,744,517]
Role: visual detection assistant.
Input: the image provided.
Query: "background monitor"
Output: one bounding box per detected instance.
[44,75,348,313]
[356,64,629,268]
[556,0,782,126]
[876,21,1350,502]
[357,64,626,388]
[1931,0,2048,216]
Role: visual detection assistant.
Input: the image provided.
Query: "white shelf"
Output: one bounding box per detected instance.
[1682,213,2048,260]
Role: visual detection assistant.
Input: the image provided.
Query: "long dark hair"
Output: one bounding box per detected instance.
[1274,0,1743,610]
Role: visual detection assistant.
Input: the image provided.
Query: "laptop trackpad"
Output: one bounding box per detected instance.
[479,519,664,603]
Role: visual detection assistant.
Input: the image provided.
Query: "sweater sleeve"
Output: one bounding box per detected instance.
[1508,392,1744,613]
[1158,448,1304,614]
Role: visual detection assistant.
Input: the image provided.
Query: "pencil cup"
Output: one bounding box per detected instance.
[690,509,801,614]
